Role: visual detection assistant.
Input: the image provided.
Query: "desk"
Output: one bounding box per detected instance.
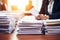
[0,19,60,40]
[0,33,60,40]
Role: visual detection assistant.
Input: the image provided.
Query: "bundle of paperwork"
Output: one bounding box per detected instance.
[17,16,43,34]
[0,14,16,33]
[45,19,60,34]
[17,16,60,34]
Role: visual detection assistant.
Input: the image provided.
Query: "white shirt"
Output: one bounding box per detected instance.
[48,0,54,15]
[30,0,43,16]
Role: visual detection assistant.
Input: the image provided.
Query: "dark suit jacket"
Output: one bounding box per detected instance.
[40,0,60,19]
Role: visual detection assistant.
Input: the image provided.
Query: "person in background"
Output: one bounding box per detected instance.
[0,1,6,11]
[36,0,60,20]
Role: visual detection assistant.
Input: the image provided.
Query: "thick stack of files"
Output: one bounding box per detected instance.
[45,19,60,34]
[17,16,43,34]
[0,14,16,33]
[17,22,43,34]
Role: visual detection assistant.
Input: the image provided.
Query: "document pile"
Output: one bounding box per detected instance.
[17,16,43,34]
[17,16,60,35]
[0,15,16,33]
[45,19,60,34]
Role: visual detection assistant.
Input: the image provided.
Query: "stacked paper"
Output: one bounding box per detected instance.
[0,14,16,33]
[17,16,43,34]
[45,19,60,34]
[17,16,60,35]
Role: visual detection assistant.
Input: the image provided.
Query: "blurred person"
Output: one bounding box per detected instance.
[36,0,60,20]
[0,1,6,11]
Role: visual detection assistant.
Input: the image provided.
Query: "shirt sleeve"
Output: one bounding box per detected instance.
[30,0,43,16]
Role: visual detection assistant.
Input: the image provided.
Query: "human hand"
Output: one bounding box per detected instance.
[36,14,49,20]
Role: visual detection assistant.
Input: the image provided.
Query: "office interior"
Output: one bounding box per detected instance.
[0,0,60,40]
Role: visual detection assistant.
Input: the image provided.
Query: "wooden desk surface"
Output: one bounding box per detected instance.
[0,33,60,40]
[0,26,60,40]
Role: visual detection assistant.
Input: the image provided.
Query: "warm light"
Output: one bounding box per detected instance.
[25,0,33,11]
[11,5,18,10]
[8,0,43,11]
[9,27,18,40]
[8,0,28,11]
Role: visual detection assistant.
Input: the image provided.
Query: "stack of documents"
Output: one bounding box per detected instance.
[0,14,16,33]
[45,19,60,34]
[17,16,60,35]
[17,16,43,34]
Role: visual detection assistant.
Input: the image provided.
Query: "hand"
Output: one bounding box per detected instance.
[36,14,49,20]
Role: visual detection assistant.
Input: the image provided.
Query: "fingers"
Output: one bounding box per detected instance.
[36,14,49,20]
